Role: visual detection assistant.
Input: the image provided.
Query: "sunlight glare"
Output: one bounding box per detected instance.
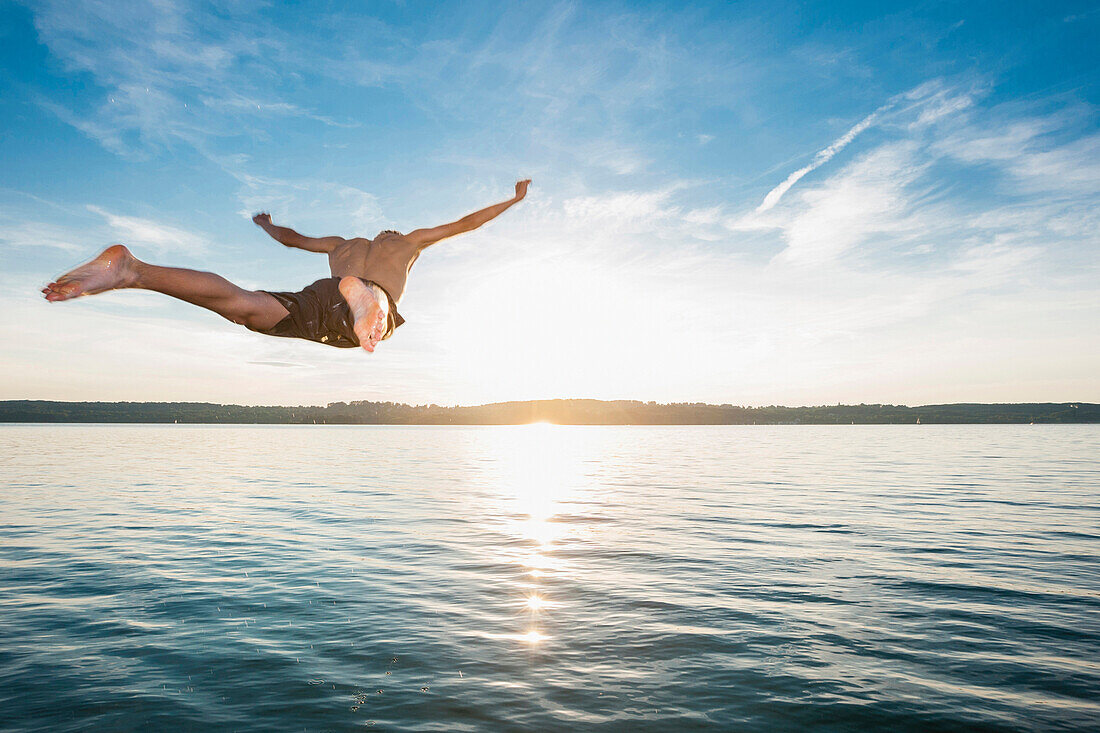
[474,425,606,647]
[488,423,586,524]
[442,259,669,402]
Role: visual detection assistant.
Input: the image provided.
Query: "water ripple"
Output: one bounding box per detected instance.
[1,424,1098,731]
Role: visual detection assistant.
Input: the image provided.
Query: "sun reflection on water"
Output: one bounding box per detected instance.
[478,423,598,646]
[521,630,546,645]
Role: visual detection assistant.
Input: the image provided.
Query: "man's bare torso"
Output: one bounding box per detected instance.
[328,232,421,303]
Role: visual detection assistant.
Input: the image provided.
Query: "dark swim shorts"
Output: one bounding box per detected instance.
[248,276,405,348]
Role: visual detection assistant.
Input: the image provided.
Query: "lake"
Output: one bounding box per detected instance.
[1,425,1097,731]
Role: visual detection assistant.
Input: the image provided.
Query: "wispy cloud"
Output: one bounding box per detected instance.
[753,81,980,214]
[199,95,359,129]
[769,141,931,264]
[26,0,333,157]
[934,115,1100,194]
[715,79,1099,281]
[86,205,210,256]
[0,219,84,253]
[756,107,885,212]
[233,175,388,237]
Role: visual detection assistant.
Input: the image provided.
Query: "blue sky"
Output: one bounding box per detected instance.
[1,0,1097,406]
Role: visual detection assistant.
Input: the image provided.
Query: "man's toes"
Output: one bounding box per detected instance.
[46,281,82,301]
[375,307,388,329]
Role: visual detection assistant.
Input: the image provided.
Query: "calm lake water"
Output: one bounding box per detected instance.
[1,424,1097,731]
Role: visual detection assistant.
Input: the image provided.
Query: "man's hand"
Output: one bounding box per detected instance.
[252,212,272,228]
[514,179,531,201]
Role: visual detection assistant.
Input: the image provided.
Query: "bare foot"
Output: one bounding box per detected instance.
[338,277,388,353]
[43,245,139,302]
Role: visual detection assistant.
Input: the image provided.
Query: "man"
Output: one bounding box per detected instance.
[43,179,531,352]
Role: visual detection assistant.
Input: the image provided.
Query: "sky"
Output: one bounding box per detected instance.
[0,0,1097,407]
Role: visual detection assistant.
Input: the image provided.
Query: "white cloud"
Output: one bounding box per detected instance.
[756,107,885,212]
[901,79,978,129]
[561,188,677,230]
[199,94,358,129]
[951,239,1042,281]
[754,81,979,214]
[0,219,84,253]
[773,141,929,264]
[234,177,388,238]
[722,80,1099,286]
[26,0,335,157]
[86,205,210,256]
[937,119,1100,194]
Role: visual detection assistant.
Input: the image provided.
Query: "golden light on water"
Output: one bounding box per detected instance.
[486,422,588,528]
[476,423,601,648]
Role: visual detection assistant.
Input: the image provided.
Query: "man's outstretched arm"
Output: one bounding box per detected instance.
[406,179,530,250]
[252,213,345,254]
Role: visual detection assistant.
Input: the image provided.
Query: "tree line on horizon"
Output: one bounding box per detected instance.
[0,399,1095,424]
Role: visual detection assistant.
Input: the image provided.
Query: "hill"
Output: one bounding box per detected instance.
[0,400,1095,424]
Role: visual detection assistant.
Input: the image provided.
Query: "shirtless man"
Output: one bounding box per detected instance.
[43,179,531,352]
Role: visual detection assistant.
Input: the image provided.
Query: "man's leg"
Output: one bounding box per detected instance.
[43,245,288,330]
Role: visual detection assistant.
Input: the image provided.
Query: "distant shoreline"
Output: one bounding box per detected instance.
[1,400,1095,425]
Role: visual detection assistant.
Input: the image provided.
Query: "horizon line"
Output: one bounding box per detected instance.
[2,398,1095,410]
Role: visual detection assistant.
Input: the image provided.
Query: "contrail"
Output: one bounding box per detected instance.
[755,106,887,212]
